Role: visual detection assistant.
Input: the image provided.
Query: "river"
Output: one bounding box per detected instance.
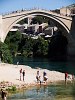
[13,56,75,74]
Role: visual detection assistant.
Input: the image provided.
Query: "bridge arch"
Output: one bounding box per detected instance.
[7,13,69,33]
[2,9,72,42]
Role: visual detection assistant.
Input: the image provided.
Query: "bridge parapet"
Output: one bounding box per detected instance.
[3,9,72,20]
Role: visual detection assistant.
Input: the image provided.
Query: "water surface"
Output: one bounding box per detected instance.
[7,84,75,100]
[13,56,75,74]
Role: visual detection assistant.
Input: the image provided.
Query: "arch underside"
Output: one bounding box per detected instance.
[4,11,70,41]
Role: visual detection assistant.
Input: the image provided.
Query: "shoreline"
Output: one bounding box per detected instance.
[0,63,73,91]
[7,80,75,100]
[0,63,73,84]
[0,63,65,84]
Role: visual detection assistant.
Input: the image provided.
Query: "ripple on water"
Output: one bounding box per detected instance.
[7,86,55,100]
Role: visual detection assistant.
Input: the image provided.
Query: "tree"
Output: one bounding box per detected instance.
[33,37,49,57]
[5,31,22,56]
[0,41,13,63]
[5,30,49,59]
[18,18,28,24]
[22,37,34,57]
[31,16,43,24]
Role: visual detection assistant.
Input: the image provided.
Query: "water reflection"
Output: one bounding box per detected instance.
[8,85,56,100]
[7,83,75,100]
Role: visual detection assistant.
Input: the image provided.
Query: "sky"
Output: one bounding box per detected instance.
[0,0,75,14]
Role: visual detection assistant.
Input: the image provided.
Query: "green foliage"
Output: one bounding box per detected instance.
[22,50,28,57]
[31,16,51,25]
[5,31,34,58]
[18,18,28,24]
[22,37,34,57]
[33,37,49,57]
[5,31,22,56]
[23,38,33,51]
[6,86,16,92]
[0,41,13,63]
[31,16,44,24]
[12,86,16,91]
[5,31,49,59]
[38,38,48,56]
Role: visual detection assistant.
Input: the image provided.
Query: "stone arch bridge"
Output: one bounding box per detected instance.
[0,9,75,55]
